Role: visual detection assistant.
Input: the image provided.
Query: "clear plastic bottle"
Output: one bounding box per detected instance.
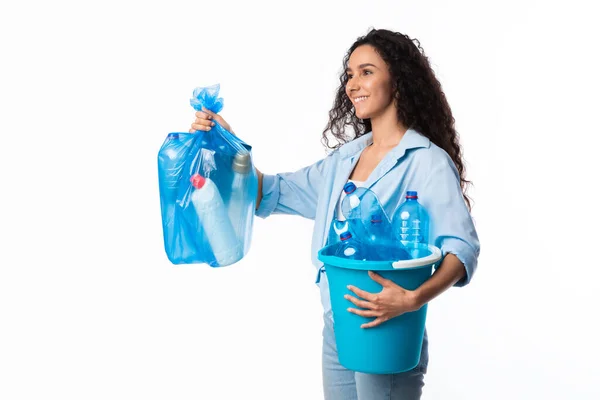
[340,182,388,242]
[365,213,395,243]
[362,213,410,261]
[158,133,192,250]
[190,173,243,266]
[334,231,367,260]
[326,219,350,246]
[158,133,190,204]
[391,191,430,258]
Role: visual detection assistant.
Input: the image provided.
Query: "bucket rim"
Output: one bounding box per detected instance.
[317,244,442,271]
[392,245,442,269]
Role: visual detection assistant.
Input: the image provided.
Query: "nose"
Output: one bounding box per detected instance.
[346,77,359,93]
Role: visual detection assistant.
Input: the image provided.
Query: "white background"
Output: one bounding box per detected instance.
[1,0,599,399]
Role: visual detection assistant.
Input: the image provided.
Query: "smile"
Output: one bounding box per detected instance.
[353,96,369,104]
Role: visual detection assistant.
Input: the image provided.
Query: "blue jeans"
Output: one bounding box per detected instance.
[321,312,428,400]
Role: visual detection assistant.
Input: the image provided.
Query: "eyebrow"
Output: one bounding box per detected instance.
[346,63,378,72]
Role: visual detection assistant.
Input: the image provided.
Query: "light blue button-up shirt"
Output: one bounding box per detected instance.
[255,128,480,315]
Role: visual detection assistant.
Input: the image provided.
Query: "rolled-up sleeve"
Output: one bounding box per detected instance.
[255,157,329,220]
[422,158,481,287]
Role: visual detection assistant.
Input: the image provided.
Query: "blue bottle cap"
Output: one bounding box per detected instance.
[340,231,352,241]
[167,133,180,140]
[406,191,418,199]
[343,182,357,194]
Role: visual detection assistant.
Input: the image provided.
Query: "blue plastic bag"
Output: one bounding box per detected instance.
[157,84,258,266]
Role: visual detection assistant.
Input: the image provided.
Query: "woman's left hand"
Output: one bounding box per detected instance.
[345,271,422,329]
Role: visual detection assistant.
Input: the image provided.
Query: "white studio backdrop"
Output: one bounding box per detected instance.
[1,0,598,399]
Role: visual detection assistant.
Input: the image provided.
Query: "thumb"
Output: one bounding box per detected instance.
[201,106,215,116]
[368,270,390,287]
[202,107,234,134]
[202,107,223,122]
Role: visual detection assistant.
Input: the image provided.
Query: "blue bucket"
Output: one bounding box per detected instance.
[317,243,442,374]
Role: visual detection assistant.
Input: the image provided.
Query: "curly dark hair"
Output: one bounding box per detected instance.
[322,28,473,210]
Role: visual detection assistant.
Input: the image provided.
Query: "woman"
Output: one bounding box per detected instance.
[190,28,480,400]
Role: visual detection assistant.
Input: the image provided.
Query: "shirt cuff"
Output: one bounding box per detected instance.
[255,174,279,219]
[440,237,479,287]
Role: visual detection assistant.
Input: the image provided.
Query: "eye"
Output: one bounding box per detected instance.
[347,73,353,80]
[363,70,372,75]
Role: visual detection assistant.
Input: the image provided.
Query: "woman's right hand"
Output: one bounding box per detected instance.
[189,108,263,209]
[189,107,233,134]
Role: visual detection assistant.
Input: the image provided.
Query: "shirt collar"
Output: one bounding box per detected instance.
[337,127,431,160]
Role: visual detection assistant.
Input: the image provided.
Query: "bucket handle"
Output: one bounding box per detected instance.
[391,245,442,269]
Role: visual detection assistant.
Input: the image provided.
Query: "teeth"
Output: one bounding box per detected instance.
[354,96,368,102]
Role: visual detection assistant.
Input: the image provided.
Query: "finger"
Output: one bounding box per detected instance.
[195,111,212,120]
[347,307,379,317]
[368,271,390,287]
[347,285,377,302]
[189,128,196,133]
[191,123,212,131]
[202,107,227,125]
[361,317,387,329]
[344,294,375,310]
[194,118,215,127]
[201,107,217,117]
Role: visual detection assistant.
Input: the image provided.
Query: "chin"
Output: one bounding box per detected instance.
[355,111,370,120]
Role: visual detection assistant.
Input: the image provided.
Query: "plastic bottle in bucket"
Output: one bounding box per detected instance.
[392,191,430,259]
[327,219,359,246]
[334,231,367,260]
[366,213,411,261]
[340,182,387,240]
[365,212,395,243]
[190,173,243,266]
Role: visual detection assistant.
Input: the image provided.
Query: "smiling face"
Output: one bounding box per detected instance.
[345,45,395,120]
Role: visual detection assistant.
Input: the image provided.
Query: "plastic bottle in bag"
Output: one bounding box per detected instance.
[227,151,253,249]
[158,133,190,201]
[392,191,430,258]
[190,173,243,266]
[158,133,192,248]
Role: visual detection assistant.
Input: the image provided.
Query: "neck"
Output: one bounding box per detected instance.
[369,104,408,148]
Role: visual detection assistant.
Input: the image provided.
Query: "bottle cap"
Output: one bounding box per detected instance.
[167,133,180,140]
[343,182,357,194]
[190,173,206,189]
[232,152,251,174]
[406,191,418,199]
[340,232,352,241]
